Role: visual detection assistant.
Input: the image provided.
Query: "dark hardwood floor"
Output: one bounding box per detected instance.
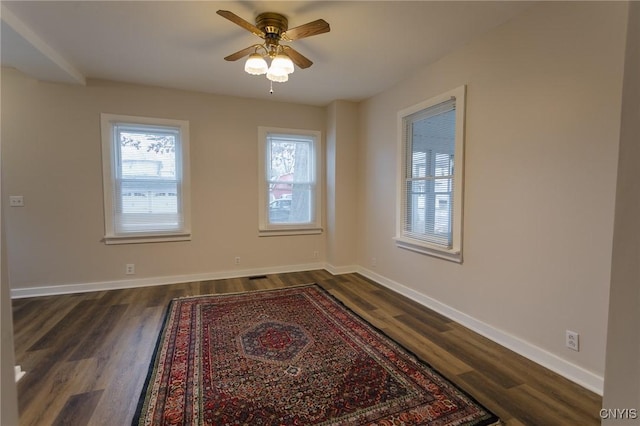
[12,270,601,425]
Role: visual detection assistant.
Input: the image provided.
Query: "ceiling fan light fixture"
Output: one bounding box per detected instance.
[266,65,289,82]
[271,53,294,74]
[244,53,268,75]
[218,10,330,90]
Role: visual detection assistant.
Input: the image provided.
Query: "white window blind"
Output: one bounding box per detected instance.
[396,85,466,262]
[402,99,456,247]
[101,114,191,244]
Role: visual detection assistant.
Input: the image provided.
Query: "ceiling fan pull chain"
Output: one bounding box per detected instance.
[270,80,274,94]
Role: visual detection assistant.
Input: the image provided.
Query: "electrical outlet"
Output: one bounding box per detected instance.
[235,256,241,265]
[313,251,319,259]
[125,264,135,275]
[371,257,377,268]
[566,330,579,351]
[9,195,24,207]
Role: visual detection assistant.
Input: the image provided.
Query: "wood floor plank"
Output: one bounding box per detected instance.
[12,271,601,425]
[20,358,98,426]
[27,299,103,351]
[505,384,598,426]
[68,304,128,361]
[439,328,524,389]
[456,370,522,425]
[394,312,453,341]
[12,296,78,357]
[380,322,474,377]
[52,389,104,426]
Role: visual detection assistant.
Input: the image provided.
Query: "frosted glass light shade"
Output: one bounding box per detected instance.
[244,54,268,75]
[266,65,289,82]
[271,54,294,74]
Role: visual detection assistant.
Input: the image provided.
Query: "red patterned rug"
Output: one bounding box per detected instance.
[133,284,500,425]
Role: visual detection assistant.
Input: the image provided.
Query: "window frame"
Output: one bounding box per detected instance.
[395,85,466,262]
[258,126,323,237]
[100,113,191,245]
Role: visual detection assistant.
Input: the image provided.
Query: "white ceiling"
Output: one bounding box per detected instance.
[1,1,534,106]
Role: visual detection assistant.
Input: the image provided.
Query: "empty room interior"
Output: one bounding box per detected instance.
[1,1,639,425]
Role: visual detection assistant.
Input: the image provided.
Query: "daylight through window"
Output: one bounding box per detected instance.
[258,127,322,236]
[101,114,191,244]
[396,86,466,262]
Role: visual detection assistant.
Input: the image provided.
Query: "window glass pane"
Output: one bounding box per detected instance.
[116,128,179,217]
[267,136,313,225]
[405,106,455,247]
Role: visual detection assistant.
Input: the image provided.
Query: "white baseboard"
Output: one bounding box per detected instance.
[10,262,325,299]
[356,267,604,396]
[324,263,359,275]
[14,365,25,382]
[9,262,604,395]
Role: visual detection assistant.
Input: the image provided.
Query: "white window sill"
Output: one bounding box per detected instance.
[104,233,191,245]
[394,237,462,263]
[259,227,323,237]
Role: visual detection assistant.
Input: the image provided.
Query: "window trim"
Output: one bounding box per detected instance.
[258,126,323,237]
[395,85,466,262]
[100,113,191,245]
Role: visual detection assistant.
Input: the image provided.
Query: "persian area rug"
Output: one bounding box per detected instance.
[133,284,500,426]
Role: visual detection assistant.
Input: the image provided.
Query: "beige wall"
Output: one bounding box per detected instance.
[357,1,627,390]
[1,71,327,290]
[603,1,640,421]
[326,100,359,271]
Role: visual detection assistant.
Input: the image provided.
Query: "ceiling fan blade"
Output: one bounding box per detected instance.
[282,19,330,41]
[224,45,258,62]
[283,47,313,69]
[217,10,264,38]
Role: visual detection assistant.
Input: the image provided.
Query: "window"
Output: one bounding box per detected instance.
[101,114,191,244]
[258,127,322,236]
[396,86,466,262]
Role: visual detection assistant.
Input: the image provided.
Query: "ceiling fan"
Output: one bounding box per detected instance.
[216,10,330,85]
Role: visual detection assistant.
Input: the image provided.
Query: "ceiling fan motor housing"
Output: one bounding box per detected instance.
[256,12,288,42]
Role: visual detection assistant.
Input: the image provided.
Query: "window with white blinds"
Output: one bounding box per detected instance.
[396,86,466,262]
[258,127,322,236]
[101,114,191,244]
